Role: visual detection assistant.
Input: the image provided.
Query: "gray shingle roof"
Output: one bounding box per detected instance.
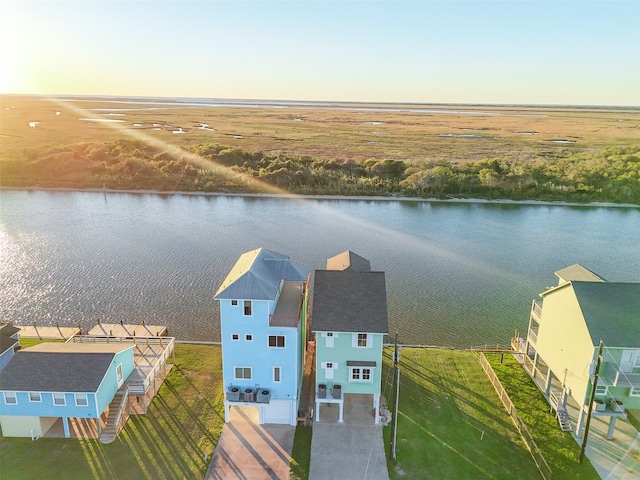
[214,248,308,300]
[312,270,388,334]
[571,281,640,348]
[0,324,21,338]
[0,343,132,393]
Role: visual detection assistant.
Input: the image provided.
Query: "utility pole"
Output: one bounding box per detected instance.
[390,332,399,460]
[580,340,604,464]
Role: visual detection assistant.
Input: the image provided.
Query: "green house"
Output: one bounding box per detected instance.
[312,251,389,423]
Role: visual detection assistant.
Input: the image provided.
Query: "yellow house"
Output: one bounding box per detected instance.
[516,264,640,440]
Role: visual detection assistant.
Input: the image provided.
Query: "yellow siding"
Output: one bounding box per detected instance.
[537,286,595,404]
[0,415,57,437]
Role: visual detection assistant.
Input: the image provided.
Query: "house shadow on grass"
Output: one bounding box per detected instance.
[383,348,542,480]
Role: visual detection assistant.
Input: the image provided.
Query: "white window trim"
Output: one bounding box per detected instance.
[595,385,608,396]
[323,331,337,348]
[349,367,374,383]
[352,333,372,349]
[29,392,42,403]
[4,391,17,405]
[75,393,88,406]
[273,366,282,383]
[231,333,239,341]
[243,300,252,316]
[231,299,238,307]
[245,334,253,342]
[53,392,66,406]
[321,361,338,380]
[630,387,640,398]
[234,366,252,380]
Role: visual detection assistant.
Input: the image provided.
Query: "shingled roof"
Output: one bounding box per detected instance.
[570,281,640,348]
[312,264,389,334]
[214,248,308,300]
[0,343,133,393]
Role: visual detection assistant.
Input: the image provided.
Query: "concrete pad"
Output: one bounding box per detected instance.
[205,406,295,480]
[309,423,389,480]
[565,398,640,479]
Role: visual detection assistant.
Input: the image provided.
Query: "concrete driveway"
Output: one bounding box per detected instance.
[205,406,295,480]
[309,394,390,480]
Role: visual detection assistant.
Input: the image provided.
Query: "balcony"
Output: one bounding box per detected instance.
[527,326,539,346]
[602,362,640,388]
[530,299,542,322]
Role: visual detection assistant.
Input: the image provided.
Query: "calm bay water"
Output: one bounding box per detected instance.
[1,190,638,347]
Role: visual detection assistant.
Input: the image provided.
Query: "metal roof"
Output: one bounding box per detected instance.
[312,270,388,334]
[214,248,308,300]
[0,343,132,393]
[554,264,605,284]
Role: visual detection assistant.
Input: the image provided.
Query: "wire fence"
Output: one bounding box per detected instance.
[479,353,553,480]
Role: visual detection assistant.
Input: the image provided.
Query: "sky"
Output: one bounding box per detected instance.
[0,0,638,106]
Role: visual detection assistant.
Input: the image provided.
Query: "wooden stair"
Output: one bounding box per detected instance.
[100,386,129,444]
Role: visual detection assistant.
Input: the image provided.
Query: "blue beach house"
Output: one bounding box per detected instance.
[0,342,135,439]
[214,248,309,425]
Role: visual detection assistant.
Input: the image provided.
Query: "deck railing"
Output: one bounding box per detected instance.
[531,300,542,320]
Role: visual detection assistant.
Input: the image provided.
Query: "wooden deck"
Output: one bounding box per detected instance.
[87,322,168,338]
[16,325,81,340]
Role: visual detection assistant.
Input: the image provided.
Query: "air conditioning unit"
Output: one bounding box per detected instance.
[243,387,255,402]
[227,386,240,402]
[257,389,271,403]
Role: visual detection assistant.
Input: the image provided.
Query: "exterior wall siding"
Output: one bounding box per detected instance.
[0,391,99,418]
[220,298,300,400]
[315,332,384,395]
[536,288,595,405]
[95,349,135,413]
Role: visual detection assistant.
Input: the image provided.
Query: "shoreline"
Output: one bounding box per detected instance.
[2,186,639,208]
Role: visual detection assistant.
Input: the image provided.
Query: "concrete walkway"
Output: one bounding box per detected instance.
[565,400,640,479]
[309,394,390,480]
[205,406,295,480]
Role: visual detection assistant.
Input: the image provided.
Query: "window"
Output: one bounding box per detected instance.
[3,392,17,405]
[53,392,66,406]
[245,334,253,342]
[324,332,335,348]
[29,392,42,402]
[350,367,373,382]
[321,361,337,379]
[268,335,285,348]
[116,364,123,383]
[353,333,371,348]
[595,385,608,396]
[232,333,239,341]
[273,366,281,383]
[243,301,252,316]
[75,393,88,406]
[630,388,640,397]
[231,300,238,306]
[234,367,252,380]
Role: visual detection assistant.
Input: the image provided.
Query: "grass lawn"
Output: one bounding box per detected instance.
[486,353,600,480]
[289,425,312,479]
[384,347,541,479]
[0,342,225,480]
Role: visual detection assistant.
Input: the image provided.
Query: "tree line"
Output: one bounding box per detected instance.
[1,138,638,204]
